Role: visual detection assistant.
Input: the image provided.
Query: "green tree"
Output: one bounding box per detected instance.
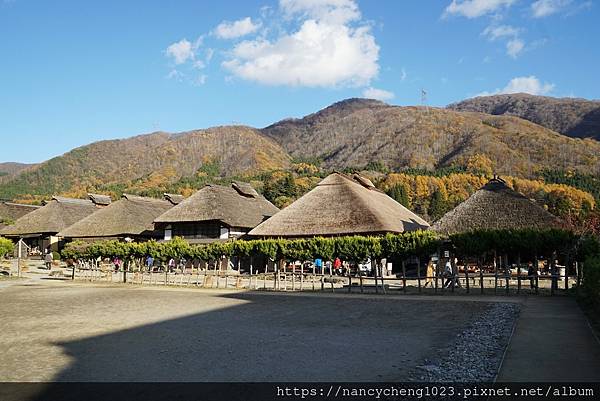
[428,189,448,220]
[0,237,14,258]
[386,184,411,208]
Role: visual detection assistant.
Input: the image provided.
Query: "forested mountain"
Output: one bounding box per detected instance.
[448,93,600,141]
[1,96,600,220]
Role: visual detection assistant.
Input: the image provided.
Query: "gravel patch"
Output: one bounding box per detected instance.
[409,302,520,382]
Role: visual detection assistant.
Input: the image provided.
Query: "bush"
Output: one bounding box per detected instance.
[52,251,61,261]
[0,237,14,258]
[581,256,600,311]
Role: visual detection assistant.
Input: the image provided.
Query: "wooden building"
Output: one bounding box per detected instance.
[154,182,279,243]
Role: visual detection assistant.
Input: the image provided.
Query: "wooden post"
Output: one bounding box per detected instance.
[505,254,509,295]
[564,253,570,291]
[534,255,539,295]
[417,257,422,293]
[450,256,455,293]
[464,258,470,294]
[312,263,316,291]
[330,262,335,293]
[494,251,498,295]
[264,264,267,290]
[517,254,522,294]
[478,257,484,294]
[401,260,407,293]
[359,269,364,293]
[576,261,581,295]
[434,260,439,294]
[348,266,352,293]
[300,262,304,292]
[550,252,556,296]
[380,262,387,295]
[374,259,379,294]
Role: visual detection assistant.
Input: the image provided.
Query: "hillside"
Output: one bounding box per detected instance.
[2,97,600,203]
[448,93,600,141]
[0,162,35,182]
[0,127,290,201]
[262,98,600,176]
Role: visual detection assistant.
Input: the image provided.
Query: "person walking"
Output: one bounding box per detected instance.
[113,257,121,272]
[424,259,435,288]
[443,259,453,288]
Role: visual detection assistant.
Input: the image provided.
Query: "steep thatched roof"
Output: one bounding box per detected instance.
[0,202,41,229]
[154,182,279,228]
[431,177,566,236]
[58,194,175,239]
[248,172,430,238]
[0,197,98,237]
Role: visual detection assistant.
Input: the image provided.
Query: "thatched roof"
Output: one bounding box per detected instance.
[88,193,112,206]
[431,177,566,236]
[154,182,279,228]
[58,194,175,239]
[0,197,98,237]
[0,202,41,229]
[164,193,184,205]
[248,172,430,238]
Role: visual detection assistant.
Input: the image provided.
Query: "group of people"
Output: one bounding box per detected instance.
[423,258,461,288]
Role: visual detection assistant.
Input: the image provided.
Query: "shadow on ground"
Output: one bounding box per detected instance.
[4,291,493,400]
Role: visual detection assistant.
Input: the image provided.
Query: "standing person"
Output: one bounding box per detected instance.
[113,257,121,272]
[334,257,342,275]
[314,258,323,274]
[424,259,435,288]
[527,262,537,289]
[443,259,453,288]
[168,258,176,273]
[44,251,53,270]
[146,255,154,271]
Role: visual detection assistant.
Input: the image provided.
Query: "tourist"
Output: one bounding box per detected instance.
[334,257,342,275]
[146,255,154,270]
[113,257,121,272]
[168,258,176,272]
[443,259,453,288]
[44,251,53,270]
[527,262,537,289]
[424,259,435,288]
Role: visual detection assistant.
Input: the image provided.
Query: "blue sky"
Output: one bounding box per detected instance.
[1,0,598,163]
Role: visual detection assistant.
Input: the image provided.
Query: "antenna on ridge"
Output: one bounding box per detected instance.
[421,88,429,113]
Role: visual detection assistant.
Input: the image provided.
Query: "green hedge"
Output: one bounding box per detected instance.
[449,228,579,258]
[61,231,440,263]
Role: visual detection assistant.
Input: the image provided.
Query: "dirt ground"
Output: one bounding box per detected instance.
[0,279,494,382]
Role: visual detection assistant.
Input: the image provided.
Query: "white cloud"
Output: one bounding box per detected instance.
[506,38,525,58]
[476,76,555,96]
[444,0,516,18]
[400,68,407,81]
[531,0,572,17]
[280,0,361,24]
[362,87,394,101]
[214,17,262,39]
[222,0,379,87]
[165,39,195,65]
[482,24,520,40]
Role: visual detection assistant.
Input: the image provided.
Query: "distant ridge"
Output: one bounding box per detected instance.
[448,93,600,141]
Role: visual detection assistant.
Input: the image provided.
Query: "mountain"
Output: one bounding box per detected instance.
[447,93,600,141]
[2,97,600,202]
[0,127,290,201]
[0,162,34,176]
[262,98,600,175]
[0,162,35,187]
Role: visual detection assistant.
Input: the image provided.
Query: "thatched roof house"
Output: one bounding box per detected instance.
[431,177,565,236]
[0,197,100,238]
[154,182,279,242]
[0,202,41,229]
[58,194,177,240]
[248,172,430,238]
